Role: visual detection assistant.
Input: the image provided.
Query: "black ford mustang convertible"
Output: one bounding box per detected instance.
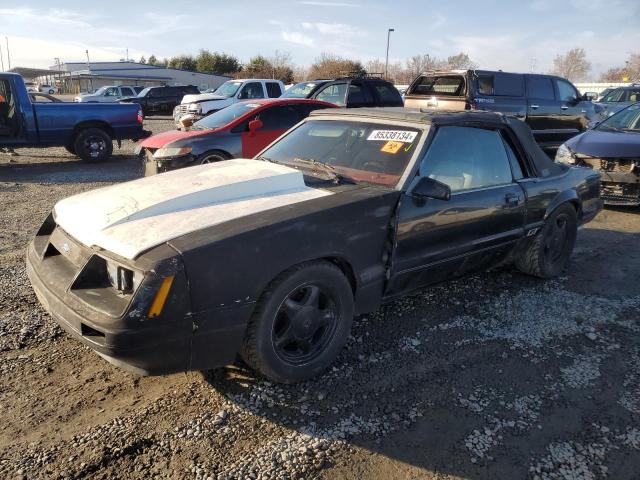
[27,108,602,383]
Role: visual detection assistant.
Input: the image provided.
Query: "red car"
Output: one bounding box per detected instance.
[136,98,337,175]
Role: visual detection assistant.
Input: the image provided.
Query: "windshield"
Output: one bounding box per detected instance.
[92,86,108,95]
[192,102,261,130]
[258,120,422,187]
[597,104,640,132]
[214,81,243,98]
[137,87,152,97]
[282,82,322,98]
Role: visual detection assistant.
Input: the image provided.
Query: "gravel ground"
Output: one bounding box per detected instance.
[1,119,639,479]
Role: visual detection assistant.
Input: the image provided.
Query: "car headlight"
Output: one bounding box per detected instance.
[555,144,576,165]
[153,146,192,159]
[188,104,202,114]
[106,261,143,294]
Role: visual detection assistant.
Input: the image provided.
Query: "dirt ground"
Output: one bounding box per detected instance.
[1,118,639,480]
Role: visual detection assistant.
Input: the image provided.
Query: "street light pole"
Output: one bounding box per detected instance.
[385,28,394,79]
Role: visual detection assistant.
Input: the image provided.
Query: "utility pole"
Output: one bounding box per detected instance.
[5,37,10,70]
[0,43,4,71]
[86,49,93,92]
[385,28,394,79]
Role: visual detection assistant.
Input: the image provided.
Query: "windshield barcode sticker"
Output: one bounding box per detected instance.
[367,130,417,143]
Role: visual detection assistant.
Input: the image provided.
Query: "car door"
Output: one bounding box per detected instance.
[240,104,300,158]
[525,75,561,146]
[553,78,588,140]
[0,78,27,146]
[386,125,526,296]
[103,86,120,103]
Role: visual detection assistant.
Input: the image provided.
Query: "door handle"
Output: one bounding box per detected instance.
[561,105,568,110]
[504,193,521,207]
[530,104,539,109]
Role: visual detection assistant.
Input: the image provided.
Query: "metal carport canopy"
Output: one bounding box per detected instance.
[8,67,57,79]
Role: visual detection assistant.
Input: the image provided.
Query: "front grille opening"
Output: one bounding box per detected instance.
[44,242,61,258]
[81,323,105,339]
[71,255,110,290]
[36,212,56,237]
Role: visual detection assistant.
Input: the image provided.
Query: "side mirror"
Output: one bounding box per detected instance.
[412,176,451,201]
[248,118,263,133]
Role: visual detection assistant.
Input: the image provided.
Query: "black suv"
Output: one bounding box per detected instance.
[404,70,596,148]
[309,76,404,108]
[121,85,200,115]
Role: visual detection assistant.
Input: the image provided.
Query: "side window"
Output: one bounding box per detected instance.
[627,89,640,102]
[120,87,134,97]
[147,89,159,98]
[500,133,525,180]
[314,83,348,106]
[477,74,494,95]
[104,87,118,97]
[372,83,401,103]
[555,79,578,102]
[603,89,625,102]
[266,82,282,98]
[494,73,524,97]
[526,76,555,100]
[255,105,300,130]
[346,83,373,106]
[238,82,264,99]
[419,126,513,192]
[0,79,18,136]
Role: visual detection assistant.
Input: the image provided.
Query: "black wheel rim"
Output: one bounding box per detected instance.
[543,214,569,263]
[271,283,340,366]
[83,136,106,159]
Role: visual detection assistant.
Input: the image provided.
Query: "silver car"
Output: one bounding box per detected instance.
[74,85,140,103]
[595,84,640,119]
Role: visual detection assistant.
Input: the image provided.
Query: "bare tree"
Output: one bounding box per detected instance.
[406,54,445,76]
[446,52,477,70]
[551,48,591,82]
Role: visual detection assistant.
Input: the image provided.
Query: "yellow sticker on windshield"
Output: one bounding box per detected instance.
[381,141,404,154]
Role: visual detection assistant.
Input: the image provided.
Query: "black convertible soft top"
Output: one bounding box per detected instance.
[311,107,564,178]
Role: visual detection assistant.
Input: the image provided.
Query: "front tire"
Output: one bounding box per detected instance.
[515,203,577,278]
[241,261,354,383]
[198,150,230,164]
[73,128,113,162]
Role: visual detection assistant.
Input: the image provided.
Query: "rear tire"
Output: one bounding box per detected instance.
[240,261,354,383]
[198,150,230,164]
[515,203,577,278]
[73,128,113,162]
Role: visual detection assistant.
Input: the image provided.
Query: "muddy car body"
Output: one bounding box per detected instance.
[556,102,640,205]
[27,108,602,383]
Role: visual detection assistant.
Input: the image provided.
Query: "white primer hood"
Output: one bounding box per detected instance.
[54,159,331,259]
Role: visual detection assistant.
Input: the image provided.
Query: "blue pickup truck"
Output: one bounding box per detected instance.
[0,73,150,161]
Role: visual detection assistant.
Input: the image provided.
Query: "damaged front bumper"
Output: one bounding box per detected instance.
[25,218,193,375]
[599,171,640,206]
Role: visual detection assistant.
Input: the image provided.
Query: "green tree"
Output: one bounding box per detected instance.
[196,50,241,74]
[168,55,197,71]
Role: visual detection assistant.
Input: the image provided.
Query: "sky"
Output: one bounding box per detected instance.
[0,0,638,79]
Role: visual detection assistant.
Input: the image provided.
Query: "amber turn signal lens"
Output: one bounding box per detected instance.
[147,275,174,319]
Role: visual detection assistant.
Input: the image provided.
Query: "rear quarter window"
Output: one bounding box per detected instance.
[266,82,283,98]
[409,75,465,96]
[526,76,555,100]
[476,73,524,97]
[372,83,402,103]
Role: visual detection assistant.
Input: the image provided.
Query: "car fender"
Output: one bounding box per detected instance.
[544,189,580,220]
